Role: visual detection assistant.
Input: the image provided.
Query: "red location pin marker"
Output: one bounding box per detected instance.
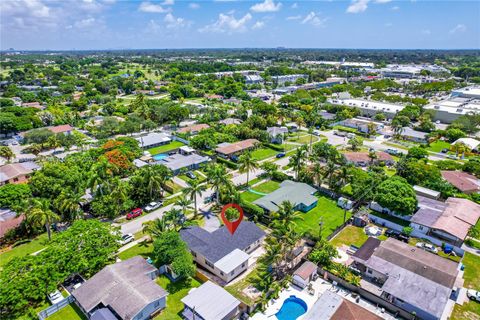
[220,203,244,235]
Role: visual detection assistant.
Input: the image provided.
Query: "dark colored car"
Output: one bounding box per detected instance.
[276,153,286,158]
[384,229,400,238]
[127,208,143,220]
[441,148,449,153]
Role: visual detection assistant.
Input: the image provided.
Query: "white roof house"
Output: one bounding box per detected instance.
[181,281,241,320]
[452,138,480,151]
[135,132,171,148]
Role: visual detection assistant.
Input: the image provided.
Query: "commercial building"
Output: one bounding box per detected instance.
[424,96,480,123]
[181,281,241,320]
[352,238,460,320]
[180,222,265,283]
[244,74,263,84]
[328,98,405,119]
[72,257,168,320]
[254,180,318,213]
[272,74,308,85]
[380,64,448,79]
[451,86,480,99]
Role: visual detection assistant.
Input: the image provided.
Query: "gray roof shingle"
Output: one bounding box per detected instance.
[253,180,317,212]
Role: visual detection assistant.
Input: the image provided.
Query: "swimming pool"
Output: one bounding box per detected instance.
[152,153,168,161]
[275,295,308,320]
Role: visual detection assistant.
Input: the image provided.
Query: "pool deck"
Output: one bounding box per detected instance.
[250,278,397,320]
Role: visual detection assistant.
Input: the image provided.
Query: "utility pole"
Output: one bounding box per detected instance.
[319,217,324,241]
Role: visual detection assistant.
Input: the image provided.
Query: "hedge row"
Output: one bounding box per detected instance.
[216,157,238,169]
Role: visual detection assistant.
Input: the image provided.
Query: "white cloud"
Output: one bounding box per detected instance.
[146,19,162,33]
[189,3,200,9]
[374,0,391,3]
[449,24,467,34]
[164,13,191,29]
[250,0,282,13]
[162,0,174,5]
[74,17,96,28]
[421,29,431,35]
[391,6,400,10]
[346,0,369,14]
[301,12,328,27]
[252,21,265,29]
[286,15,301,21]
[385,22,392,27]
[291,2,298,9]
[199,12,252,33]
[138,1,170,13]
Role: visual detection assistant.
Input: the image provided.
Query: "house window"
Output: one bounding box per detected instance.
[419,226,424,230]
[241,262,246,268]
[230,270,235,276]
[220,271,224,276]
[154,301,159,308]
[367,269,373,274]
[191,251,196,257]
[205,260,214,269]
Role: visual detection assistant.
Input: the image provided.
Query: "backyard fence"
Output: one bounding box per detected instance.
[37,295,74,320]
[172,135,190,145]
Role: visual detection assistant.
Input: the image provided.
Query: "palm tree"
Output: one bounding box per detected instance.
[0,146,15,163]
[238,151,259,187]
[308,127,314,153]
[273,201,303,226]
[56,191,83,221]
[109,178,130,217]
[452,142,469,158]
[88,157,113,196]
[175,196,193,218]
[183,180,206,217]
[289,146,307,180]
[391,120,404,139]
[28,144,43,156]
[47,135,61,152]
[142,217,168,238]
[205,163,229,204]
[26,198,59,241]
[165,207,184,230]
[295,116,305,140]
[322,161,337,188]
[139,165,164,200]
[310,162,323,186]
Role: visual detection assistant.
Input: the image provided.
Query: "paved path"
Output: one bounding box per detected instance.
[172,176,189,188]
[118,236,149,253]
[120,203,174,234]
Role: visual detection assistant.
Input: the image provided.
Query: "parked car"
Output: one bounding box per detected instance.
[384,229,400,238]
[186,171,196,179]
[126,208,143,220]
[204,194,215,204]
[120,233,134,245]
[145,201,162,212]
[48,290,64,304]
[441,148,449,153]
[467,289,480,302]
[447,154,458,160]
[276,152,286,158]
[416,242,438,254]
[385,148,401,156]
[397,233,410,243]
[313,130,321,136]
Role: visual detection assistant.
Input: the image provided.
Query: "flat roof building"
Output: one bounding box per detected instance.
[135,132,172,149]
[424,96,480,123]
[328,98,405,119]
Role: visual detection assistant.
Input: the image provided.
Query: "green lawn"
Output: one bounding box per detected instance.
[178,171,206,184]
[148,141,185,155]
[463,252,480,290]
[118,241,153,260]
[154,276,202,320]
[251,147,278,160]
[330,225,369,248]
[240,180,281,204]
[0,233,49,268]
[293,196,351,239]
[287,134,318,145]
[46,304,86,320]
[451,301,480,320]
[240,191,263,203]
[384,167,396,176]
[427,140,451,153]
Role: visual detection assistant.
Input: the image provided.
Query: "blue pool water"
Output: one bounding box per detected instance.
[275,295,308,320]
[153,153,168,161]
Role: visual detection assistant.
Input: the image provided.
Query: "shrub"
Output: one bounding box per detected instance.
[272,170,290,182]
[216,157,238,169]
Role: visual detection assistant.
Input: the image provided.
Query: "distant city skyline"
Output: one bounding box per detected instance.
[1,0,479,50]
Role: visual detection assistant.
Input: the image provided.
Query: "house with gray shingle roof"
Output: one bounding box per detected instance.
[253,180,318,213]
[72,257,168,320]
[179,221,265,283]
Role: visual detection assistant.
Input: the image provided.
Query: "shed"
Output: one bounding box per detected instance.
[292,261,317,289]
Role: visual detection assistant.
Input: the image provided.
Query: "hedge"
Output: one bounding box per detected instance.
[264,143,284,151]
[216,157,238,169]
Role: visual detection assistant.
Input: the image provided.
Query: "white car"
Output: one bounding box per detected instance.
[48,290,64,304]
[416,242,438,254]
[120,233,134,245]
[145,201,162,212]
[467,289,480,302]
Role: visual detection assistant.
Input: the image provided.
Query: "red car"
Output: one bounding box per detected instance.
[126,208,143,220]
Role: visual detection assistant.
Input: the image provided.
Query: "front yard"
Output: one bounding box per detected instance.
[463,252,480,290]
[426,140,451,153]
[329,225,369,248]
[240,180,281,204]
[0,233,49,268]
[293,196,351,239]
[154,276,202,320]
[251,147,279,160]
[148,141,185,155]
[46,304,86,320]
[118,241,153,261]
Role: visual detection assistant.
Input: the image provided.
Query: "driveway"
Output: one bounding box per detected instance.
[200,208,221,232]
[120,203,174,234]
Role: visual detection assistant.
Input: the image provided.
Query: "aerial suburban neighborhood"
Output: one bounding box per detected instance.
[1,1,480,320]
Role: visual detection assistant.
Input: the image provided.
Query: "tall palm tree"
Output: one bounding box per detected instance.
[109,177,130,217]
[27,198,60,241]
[238,151,259,187]
[205,163,229,204]
[295,117,305,140]
[322,161,337,188]
[56,191,83,221]
[165,207,184,230]
[0,146,15,163]
[140,165,164,200]
[289,146,307,180]
[310,162,323,187]
[142,217,168,238]
[175,196,193,218]
[88,157,113,196]
[183,180,206,217]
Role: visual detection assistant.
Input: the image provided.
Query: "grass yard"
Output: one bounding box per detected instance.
[241,180,280,204]
[293,196,350,239]
[451,300,480,320]
[46,303,86,320]
[154,276,202,320]
[330,225,369,248]
[427,140,451,153]
[148,141,185,155]
[287,134,318,145]
[118,241,153,260]
[463,252,480,290]
[178,171,206,184]
[251,147,278,160]
[0,233,49,268]
[225,268,260,305]
[384,167,396,176]
[241,191,263,203]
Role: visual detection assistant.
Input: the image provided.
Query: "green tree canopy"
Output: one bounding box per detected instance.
[374,176,417,215]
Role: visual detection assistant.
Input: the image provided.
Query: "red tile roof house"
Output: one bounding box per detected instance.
[215,139,260,159]
[0,208,24,238]
[343,151,394,167]
[177,124,210,135]
[441,171,480,194]
[48,124,74,135]
[0,162,40,186]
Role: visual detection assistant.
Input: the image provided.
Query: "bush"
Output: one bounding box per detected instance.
[216,156,238,169]
[264,143,284,151]
[272,170,290,182]
[240,200,265,221]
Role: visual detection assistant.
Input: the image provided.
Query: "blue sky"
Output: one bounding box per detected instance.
[1,0,479,50]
